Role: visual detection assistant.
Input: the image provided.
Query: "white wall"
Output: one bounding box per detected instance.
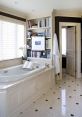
[0,6,27,19]
[53,9,82,17]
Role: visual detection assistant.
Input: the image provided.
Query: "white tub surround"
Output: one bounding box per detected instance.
[0,64,55,117]
[0,58,22,69]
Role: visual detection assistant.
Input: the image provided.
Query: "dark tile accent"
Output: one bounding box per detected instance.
[33,101,36,103]
[77,84,79,86]
[20,112,23,114]
[70,114,74,116]
[57,98,60,99]
[45,99,48,101]
[73,90,76,91]
[80,95,82,96]
[68,86,71,87]
[59,87,61,88]
[69,96,72,98]
[76,102,79,105]
[35,109,39,112]
[49,107,53,109]
[53,92,55,94]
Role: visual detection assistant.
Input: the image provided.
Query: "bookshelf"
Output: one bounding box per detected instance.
[26,16,52,58]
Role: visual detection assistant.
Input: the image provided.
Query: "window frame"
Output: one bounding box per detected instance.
[0,15,26,61]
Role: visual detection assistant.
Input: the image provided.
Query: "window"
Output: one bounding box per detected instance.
[62,28,66,55]
[0,20,25,60]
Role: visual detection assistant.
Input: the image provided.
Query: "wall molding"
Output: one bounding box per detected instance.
[55,16,82,41]
[0,11,26,22]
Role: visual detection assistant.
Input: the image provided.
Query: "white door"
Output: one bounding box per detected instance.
[66,27,76,76]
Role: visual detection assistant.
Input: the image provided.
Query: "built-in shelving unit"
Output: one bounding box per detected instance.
[26,16,52,58]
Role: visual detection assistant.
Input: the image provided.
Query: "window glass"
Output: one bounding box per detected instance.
[0,20,24,60]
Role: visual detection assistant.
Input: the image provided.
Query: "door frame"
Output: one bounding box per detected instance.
[59,22,81,79]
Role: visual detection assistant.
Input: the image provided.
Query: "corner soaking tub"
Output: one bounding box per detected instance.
[0,64,55,117]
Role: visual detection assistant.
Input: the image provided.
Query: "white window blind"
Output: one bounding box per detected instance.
[0,20,24,60]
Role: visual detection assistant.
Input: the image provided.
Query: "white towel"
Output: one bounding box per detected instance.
[23,61,29,68]
[23,61,33,69]
[53,33,59,55]
[53,55,60,74]
[53,33,60,74]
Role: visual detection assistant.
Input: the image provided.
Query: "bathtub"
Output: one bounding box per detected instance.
[0,63,55,117]
[0,64,46,83]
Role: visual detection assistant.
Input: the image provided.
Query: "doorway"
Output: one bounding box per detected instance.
[59,22,81,79]
[62,26,76,77]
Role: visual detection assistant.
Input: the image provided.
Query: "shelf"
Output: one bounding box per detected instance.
[27,47,32,50]
[45,37,51,39]
[46,48,51,50]
[27,48,51,51]
[27,38,31,40]
[26,16,51,58]
[27,27,51,30]
[27,48,31,50]
[27,37,51,39]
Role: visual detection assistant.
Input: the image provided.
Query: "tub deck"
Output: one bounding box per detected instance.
[0,64,55,117]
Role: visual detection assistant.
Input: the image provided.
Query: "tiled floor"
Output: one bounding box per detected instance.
[19,74,82,117]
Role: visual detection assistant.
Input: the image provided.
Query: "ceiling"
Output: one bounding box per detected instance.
[0,0,82,17]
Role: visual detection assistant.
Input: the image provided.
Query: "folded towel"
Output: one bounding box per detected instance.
[23,61,34,69]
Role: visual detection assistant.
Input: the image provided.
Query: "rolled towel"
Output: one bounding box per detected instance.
[23,61,29,68]
[23,61,33,69]
[27,61,33,69]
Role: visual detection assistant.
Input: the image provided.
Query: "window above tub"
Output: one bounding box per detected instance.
[0,15,25,61]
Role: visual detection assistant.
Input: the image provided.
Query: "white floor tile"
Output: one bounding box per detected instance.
[18,74,82,117]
